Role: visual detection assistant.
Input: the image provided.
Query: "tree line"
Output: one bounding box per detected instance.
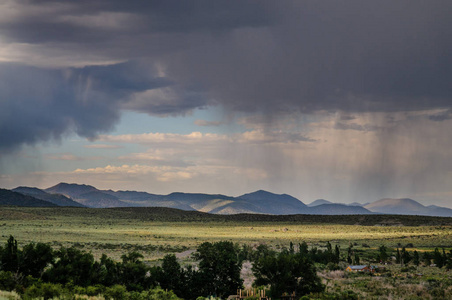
[3,235,449,299]
[376,244,452,269]
[0,236,326,299]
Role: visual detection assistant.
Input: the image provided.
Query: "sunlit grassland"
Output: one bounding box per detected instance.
[1,206,451,261]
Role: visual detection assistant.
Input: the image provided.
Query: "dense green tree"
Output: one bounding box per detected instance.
[193,241,243,298]
[1,236,19,273]
[309,246,318,260]
[20,242,53,278]
[433,248,444,268]
[347,244,353,265]
[378,245,388,263]
[411,250,419,266]
[119,251,150,291]
[293,241,340,267]
[401,247,411,265]
[396,248,401,264]
[157,254,186,296]
[0,236,54,288]
[252,244,274,262]
[253,250,324,298]
[238,244,253,263]
[44,246,96,286]
[334,245,340,264]
[95,253,121,287]
[0,271,16,291]
[446,250,452,270]
[321,241,336,264]
[299,242,309,256]
[423,252,432,266]
[325,241,332,253]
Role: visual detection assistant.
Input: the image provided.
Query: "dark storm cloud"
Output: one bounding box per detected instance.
[0,61,183,152]
[167,0,452,114]
[1,0,452,151]
[0,0,273,43]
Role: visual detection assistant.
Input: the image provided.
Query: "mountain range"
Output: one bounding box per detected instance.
[1,182,451,217]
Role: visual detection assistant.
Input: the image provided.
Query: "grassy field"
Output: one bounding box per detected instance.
[1,206,452,299]
[1,206,451,262]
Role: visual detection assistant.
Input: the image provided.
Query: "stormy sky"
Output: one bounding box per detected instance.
[1,1,451,206]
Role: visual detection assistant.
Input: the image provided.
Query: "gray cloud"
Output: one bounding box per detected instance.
[428,109,452,122]
[1,0,451,151]
[166,1,452,114]
[0,1,274,44]
[0,61,179,153]
[334,122,381,132]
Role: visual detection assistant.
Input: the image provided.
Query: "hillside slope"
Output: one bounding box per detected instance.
[237,190,307,215]
[308,199,332,207]
[0,189,57,207]
[46,182,98,198]
[76,191,130,208]
[364,198,452,217]
[308,204,373,215]
[13,187,85,207]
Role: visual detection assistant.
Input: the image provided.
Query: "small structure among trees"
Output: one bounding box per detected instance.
[233,288,269,300]
[345,265,375,273]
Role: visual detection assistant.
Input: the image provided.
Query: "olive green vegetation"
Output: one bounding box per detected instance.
[1,206,451,262]
[1,234,452,300]
[0,235,233,298]
[0,235,324,300]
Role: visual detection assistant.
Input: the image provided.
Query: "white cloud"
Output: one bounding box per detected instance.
[99,129,313,146]
[99,131,226,144]
[73,164,195,182]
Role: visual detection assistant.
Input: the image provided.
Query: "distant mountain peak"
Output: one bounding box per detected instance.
[364,198,432,215]
[240,189,298,199]
[366,198,425,209]
[308,199,332,207]
[13,186,47,195]
[241,190,273,196]
[50,182,98,190]
[46,182,99,198]
[238,190,307,212]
